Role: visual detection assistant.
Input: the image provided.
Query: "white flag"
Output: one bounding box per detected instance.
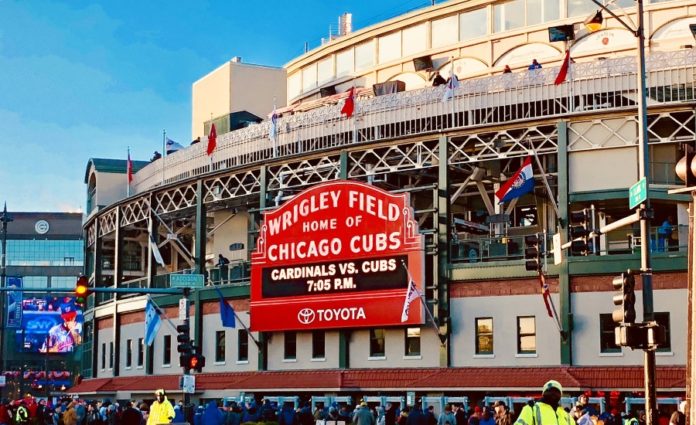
[165,138,185,155]
[442,68,460,102]
[149,232,165,267]
[401,279,421,322]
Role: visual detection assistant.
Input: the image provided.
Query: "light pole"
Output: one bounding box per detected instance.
[585,0,656,423]
[0,203,13,385]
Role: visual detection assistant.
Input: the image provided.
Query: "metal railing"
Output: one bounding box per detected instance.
[132,50,696,193]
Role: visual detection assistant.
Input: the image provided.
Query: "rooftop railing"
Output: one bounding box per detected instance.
[132,50,696,194]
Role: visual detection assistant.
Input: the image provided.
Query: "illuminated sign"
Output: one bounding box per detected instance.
[251,180,425,331]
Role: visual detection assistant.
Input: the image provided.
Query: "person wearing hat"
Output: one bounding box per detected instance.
[514,381,575,425]
[353,402,375,425]
[41,300,82,353]
[147,389,175,425]
[493,402,512,425]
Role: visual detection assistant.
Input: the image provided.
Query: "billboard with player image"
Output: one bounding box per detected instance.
[15,296,84,353]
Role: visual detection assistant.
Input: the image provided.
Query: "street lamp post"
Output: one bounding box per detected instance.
[0,204,13,383]
[586,0,656,423]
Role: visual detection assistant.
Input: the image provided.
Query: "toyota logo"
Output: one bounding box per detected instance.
[297,308,316,325]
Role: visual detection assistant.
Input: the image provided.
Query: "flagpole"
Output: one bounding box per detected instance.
[209,113,213,173]
[272,97,278,158]
[147,295,179,333]
[126,146,131,198]
[528,145,561,218]
[450,57,455,128]
[162,129,166,186]
[351,85,357,144]
[214,287,262,349]
[539,274,563,333]
[400,260,440,336]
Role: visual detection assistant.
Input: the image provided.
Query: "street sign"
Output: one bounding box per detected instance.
[170,274,205,289]
[179,298,190,321]
[181,374,195,394]
[629,177,647,209]
[553,233,562,265]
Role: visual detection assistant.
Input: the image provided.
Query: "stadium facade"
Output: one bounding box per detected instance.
[73,0,694,412]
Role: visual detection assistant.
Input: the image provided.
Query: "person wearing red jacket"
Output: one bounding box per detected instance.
[0,400,11,425]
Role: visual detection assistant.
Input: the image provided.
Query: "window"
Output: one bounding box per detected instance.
[109,342,114,369]
[654,312,671,352]
[494,0,559,32]
[370,329,385,357]
[137,338,144,367]
[405,328,421,356]
[126,339,133,368]
[101,343,106,369]
[475,318,494,355]
[163,335,171,365]
[284,331,297,360]
[459,9,488,41]
[599,314,620,353]
[432,15,459,48]
[312,331,325,359]
[216,331,226,362]
[4,239,83,266]
[22,276,48,289]
[238,330,249,362]
[517,316,536,354]
[50,276,76,289]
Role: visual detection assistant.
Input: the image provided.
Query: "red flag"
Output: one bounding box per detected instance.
[540,275,554,318]
[127,150,133,184]
[341,87,355,118]
[554,50,571,85]
[207,123,217,156]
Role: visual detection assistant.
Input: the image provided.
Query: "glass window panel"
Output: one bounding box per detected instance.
[527,0,543,26]
[22,276,48,289]
[126,339,132,368]
[475,318,494,355]
[5,239,83,266]
[101,343,106,369]
[370,329,385,357]
[215,330,226,362]
[336,49,355,77]
[302,64,317,92]
[109,341,114,369]
[355,41,374,71]
[137,338,144,367]
[460,9,488,41]
[284,331,297,360]
[402,24,427,56]
[317,56,334,85]
[517,316,536,354]
[543,0,560,22]
[312,331,325,359]
[599,314,620,353]
[238,330,249,361]
[50,276,75,289]
[288,72,301,100]
[494,0,525,32]
[163,335,171,365]
[432,15,459,48]
[654,312,671,352]
[567,0,596,18]
[379,31,401,64]
[405,328,421,356]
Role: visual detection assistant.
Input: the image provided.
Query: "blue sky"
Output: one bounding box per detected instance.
[0,0,431,212]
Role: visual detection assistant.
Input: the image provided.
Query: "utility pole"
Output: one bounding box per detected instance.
[0,204,13,381]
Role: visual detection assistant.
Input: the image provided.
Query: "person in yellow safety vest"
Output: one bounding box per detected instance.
[514,380,576,425]
[147,389,175,425]
[14,402,29,424]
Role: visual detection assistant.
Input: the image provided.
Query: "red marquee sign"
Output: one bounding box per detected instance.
[250,180,424,332]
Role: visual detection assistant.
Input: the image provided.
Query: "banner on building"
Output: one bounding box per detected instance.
[6,276,23,328]
[250,180,425,331]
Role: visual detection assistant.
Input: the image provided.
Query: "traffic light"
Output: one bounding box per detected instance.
[612,271,636,324]
[177,323,193,367]
[74,275,90,307]
[569,209,591,255]
[189,346,206,372]
[524,233,543,272]
[675,148,696,188]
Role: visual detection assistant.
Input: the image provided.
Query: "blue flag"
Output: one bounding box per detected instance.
[215,288,236,328]
[144,299,162,346]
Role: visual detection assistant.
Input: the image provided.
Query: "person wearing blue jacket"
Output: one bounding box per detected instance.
[203,401,224,425]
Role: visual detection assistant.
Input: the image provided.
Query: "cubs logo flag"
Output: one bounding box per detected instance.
[401,278,421,322]
[495,156,535,203]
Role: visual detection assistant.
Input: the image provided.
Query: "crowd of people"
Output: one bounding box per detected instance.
[0,384,686,425]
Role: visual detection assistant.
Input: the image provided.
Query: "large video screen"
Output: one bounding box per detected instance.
[15,296,84,353]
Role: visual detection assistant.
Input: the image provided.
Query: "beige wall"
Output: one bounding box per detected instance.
[569,148,639,193]
[95,171,129,210]
[211,210,250,262]
[192,61,286,140]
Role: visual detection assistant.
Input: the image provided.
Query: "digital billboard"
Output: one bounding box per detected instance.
[15,296,84,353]
[251,180,425,331]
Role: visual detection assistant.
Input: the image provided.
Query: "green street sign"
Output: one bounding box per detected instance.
[170,273,205,288]
[629,177,647,209]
